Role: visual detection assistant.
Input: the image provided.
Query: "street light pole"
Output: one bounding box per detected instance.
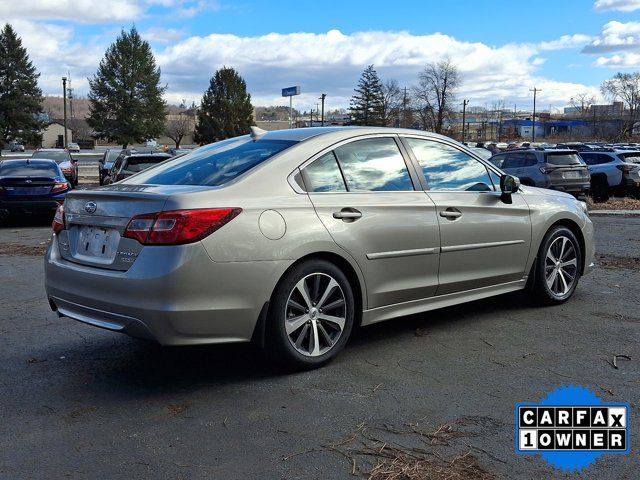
[62,77,68,148]
[319,93,326,126]
[530,87,540,142]
[461,99,469,143]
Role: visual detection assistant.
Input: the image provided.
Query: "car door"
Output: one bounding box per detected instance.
[302,135,441,309]
[402,136,532,295]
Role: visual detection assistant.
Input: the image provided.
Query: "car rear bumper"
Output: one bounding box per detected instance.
[548,182,590,195]
[44,236,292,345]
[0,198,63,215]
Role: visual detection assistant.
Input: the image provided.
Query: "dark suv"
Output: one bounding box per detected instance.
[489,149,590,197]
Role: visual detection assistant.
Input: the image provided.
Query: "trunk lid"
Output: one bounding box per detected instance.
[0,177,56,196]
[58,186,172,271]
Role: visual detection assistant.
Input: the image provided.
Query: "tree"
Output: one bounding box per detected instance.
[413,58,460,133]
[349,65,385,126]
[381,79,403,127]
[165,113,194,148]
[0,24,44,151]
[194,67,253,144]
[87,27,166,148]
[601,72,640,138]
[569,92,596,119]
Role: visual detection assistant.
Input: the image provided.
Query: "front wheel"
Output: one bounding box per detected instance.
[266,259,355,369]
[531,226,582,305]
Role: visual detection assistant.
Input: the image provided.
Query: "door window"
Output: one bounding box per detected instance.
[302,151,347,192]
[333,138,414,191]
[405,138,494,191]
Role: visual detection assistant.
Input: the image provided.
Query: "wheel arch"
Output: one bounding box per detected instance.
[547,219,587,275]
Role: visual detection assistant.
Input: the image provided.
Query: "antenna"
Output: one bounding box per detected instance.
[250,126,268,141]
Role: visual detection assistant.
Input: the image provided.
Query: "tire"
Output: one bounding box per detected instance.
[591,177,609,203]
[531,226,582,305]
[266,259,355,369]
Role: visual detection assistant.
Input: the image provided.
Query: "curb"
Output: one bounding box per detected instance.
[589,210,640,216]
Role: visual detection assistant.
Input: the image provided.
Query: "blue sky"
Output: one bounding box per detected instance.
[4,0,640,111]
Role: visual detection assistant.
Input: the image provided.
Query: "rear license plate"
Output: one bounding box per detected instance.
[563,171,581,179]
[77,226,118,259]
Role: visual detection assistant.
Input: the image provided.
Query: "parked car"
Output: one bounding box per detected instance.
[32,149,78,187]
[103,152,172,184]
[8,141,25,152]
[555,143,594,152]
[468,147,493,160]
[489,149,590,197]
[0,159,69,219]
[67,143,81,153]
[168,148,191,157]
[579,151,640,202]
[45,127,594,369]
[98,148,123,185]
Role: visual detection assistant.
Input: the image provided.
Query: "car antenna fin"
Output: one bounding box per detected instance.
[250,126,268,142]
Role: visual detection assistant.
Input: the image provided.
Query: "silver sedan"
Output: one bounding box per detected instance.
[45,127,595,368]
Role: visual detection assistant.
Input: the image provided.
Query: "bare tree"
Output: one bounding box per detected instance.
[381,79,402,126]
[412,58,460,133]
[165,114,194,148]
[601,72,640,138]
[569,92,596,119]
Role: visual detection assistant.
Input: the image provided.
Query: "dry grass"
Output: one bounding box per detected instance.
[0,242,49,256]
[586,197,640,210]
[369,452,494,480]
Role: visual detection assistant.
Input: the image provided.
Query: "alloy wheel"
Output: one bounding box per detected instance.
[544,236,578,297]
[284,273,346,357]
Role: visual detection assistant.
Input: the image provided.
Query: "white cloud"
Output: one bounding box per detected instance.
[0,0,144,23]
[155,30,600,109]
[583,21,640,68]
[594,0,640,12]
[141,27,186,44]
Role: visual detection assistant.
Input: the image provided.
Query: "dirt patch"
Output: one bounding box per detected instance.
[370,453,494,480]
[0,242,49,256]
[597,253,640,270]
[587,197,640,210]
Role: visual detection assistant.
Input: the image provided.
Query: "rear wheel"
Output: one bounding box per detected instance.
[591,177,609,203]
[266,259,354,369]
[532,226,582,305]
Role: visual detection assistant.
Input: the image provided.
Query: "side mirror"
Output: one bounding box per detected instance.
[500,174,520,204]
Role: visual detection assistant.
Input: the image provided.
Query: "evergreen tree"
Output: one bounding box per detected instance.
[194,67,253,144]
[0,24,44,150]
[349,65,385,126]
[87,27,166,148]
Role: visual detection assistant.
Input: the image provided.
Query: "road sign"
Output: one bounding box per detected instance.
[282,86,301,97]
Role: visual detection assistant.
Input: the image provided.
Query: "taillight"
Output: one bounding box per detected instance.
[616,164,638,173]
[51,182,69,194]
[52,205,65,234]
[123,208,242,245]
[539,164,555,174]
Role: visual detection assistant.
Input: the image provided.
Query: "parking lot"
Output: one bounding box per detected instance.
[0,212,638,479]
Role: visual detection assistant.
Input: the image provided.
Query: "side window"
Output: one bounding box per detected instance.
[581,154,596,166]
[333,138,414,191]
[490,154,506,168]
[302,151,347,192]
[525,154,538,166]
[406,138,494,192]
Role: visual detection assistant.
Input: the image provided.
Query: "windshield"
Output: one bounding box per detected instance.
[0,162,59,177]
[546,153,582,166]
[125,137,297,186]
[32,151,69,163]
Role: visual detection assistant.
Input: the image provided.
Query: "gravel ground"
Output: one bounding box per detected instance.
[0,216,639,479]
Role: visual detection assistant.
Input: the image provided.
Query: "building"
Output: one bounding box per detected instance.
[41,122,73,148]
[590,101,624,117]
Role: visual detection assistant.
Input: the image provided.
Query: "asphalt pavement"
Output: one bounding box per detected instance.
[0,216,639,479]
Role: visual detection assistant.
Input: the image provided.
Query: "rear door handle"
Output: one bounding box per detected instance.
[439,208,462,220]
[333,208,362,220]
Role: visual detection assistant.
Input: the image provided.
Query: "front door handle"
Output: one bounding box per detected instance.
[439,208,462,220]
[333,208,362,220]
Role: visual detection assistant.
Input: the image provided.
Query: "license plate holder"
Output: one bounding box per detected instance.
[76,225,119,262]
[563,171,580,179]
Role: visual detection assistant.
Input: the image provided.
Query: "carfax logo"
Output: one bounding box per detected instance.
[515,385,630,472]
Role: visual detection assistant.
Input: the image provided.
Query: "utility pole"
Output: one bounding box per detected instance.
[62,77,68,148]
[461,99,469,143]
[530,87,540,142]
[319,93,326,126]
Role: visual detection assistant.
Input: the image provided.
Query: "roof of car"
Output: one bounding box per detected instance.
[36,148,68,152]
[125,152,172,158]
[0,159,57,165]
[259,126,460,143]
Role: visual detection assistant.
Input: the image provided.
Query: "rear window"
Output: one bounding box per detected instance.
[619,152,640,163]
[546,153,582,166]
[582,153,613,165]
[32,151,69,163]
[0,162,59,177]
[125,137,297,186]
[123,156,169,173]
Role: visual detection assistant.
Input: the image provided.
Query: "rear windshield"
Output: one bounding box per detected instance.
[32,151,69,163]
[546,153,582,166]
[619,152,640,163]
[0,163,59,177]
[125,137,297,186]
[124,156,169,173]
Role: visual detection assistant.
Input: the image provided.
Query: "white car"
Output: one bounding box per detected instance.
[67,143,81,153]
